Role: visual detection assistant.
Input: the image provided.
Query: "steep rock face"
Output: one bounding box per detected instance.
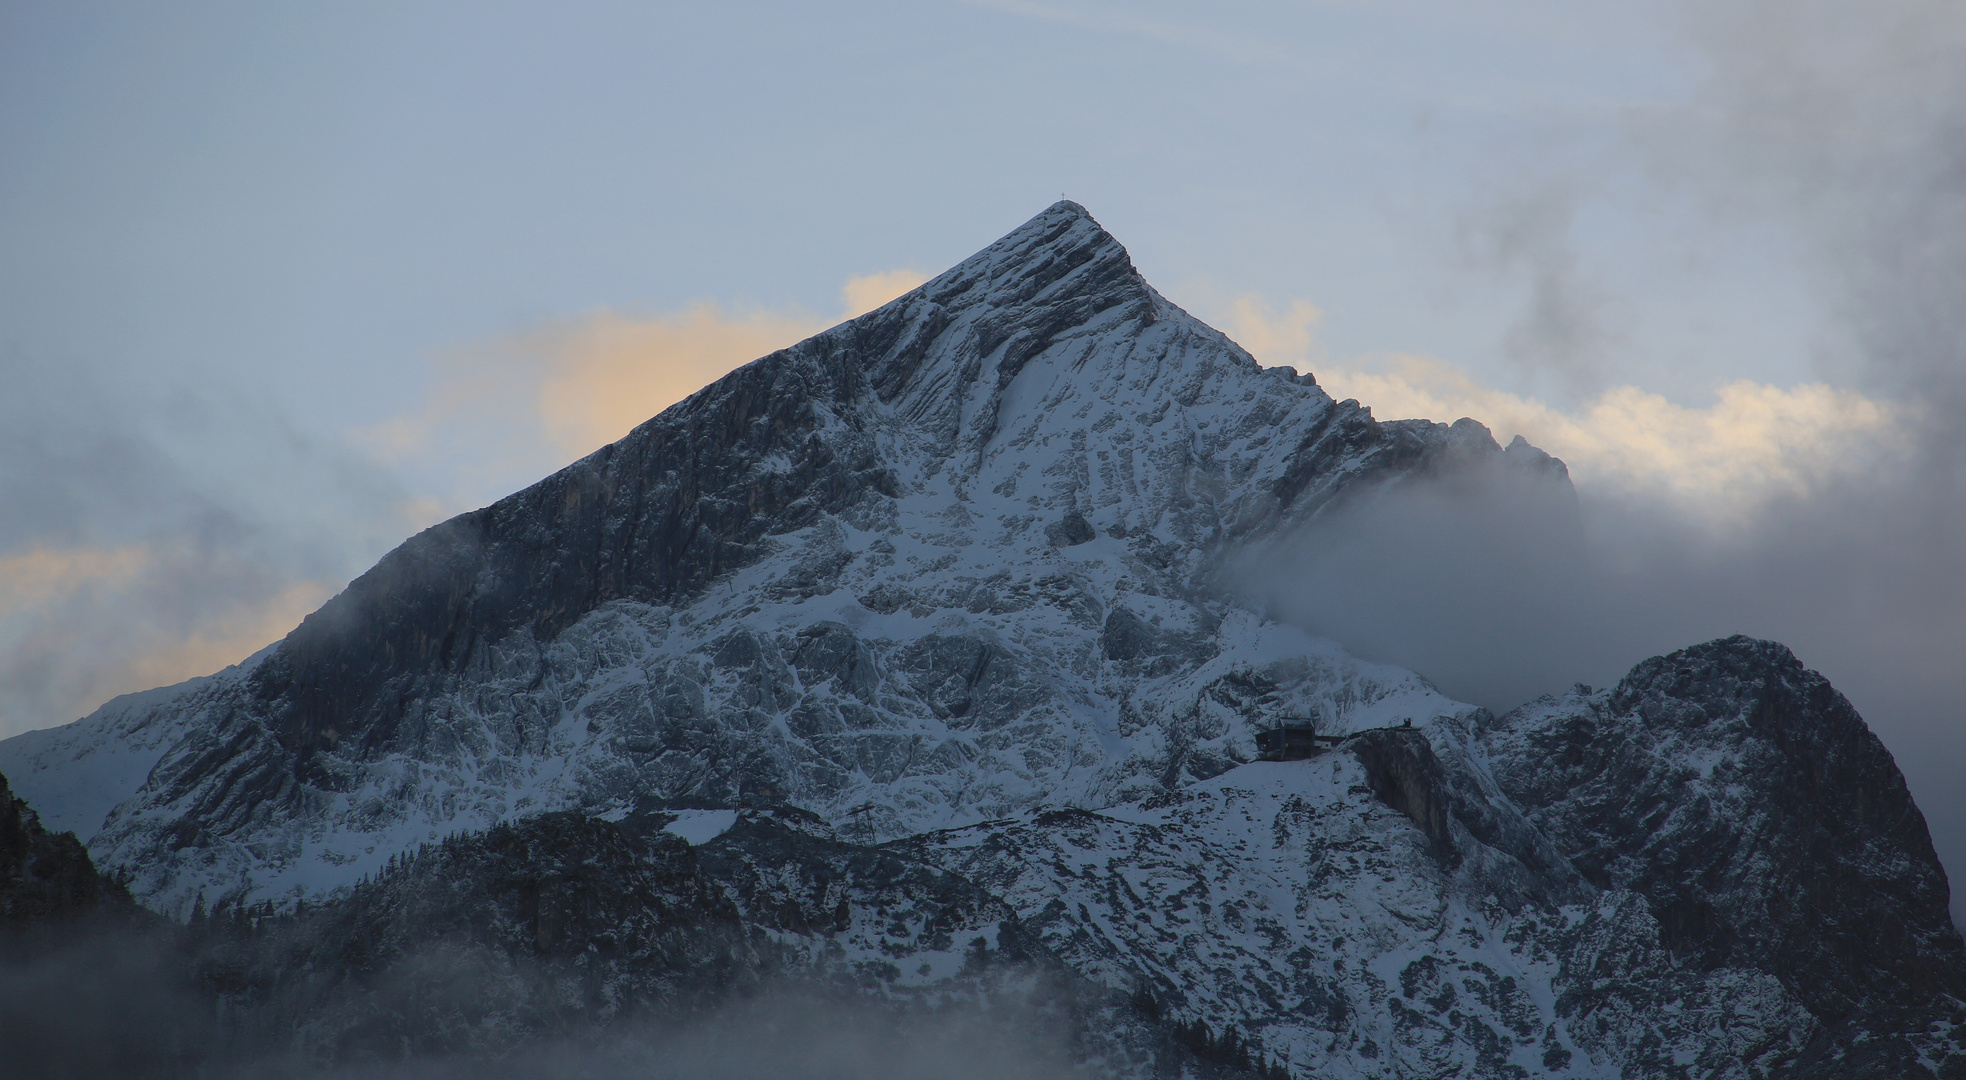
[1346,726,1457,859]
[1480,636,1966,1067]
[5,202,1533,914]
[905,726,1831,1080]
[0,663,257,841]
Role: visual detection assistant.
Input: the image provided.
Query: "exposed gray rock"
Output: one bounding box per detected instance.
[1480,635,1966,1074]
[1048,511,1098,547]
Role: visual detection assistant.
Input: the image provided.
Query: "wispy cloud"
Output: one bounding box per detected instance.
[1225,296,1901,518]
[1222,297,1323,372]
[0,544,337,720]
[1224,0,1966,925]
[841,268,929,318]
[0,353,412,737]
[1323,356,1900,513]
[0,547,151,613]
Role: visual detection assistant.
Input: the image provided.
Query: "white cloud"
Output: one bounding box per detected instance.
[1320,354,1901,512]
[1223,294,1903,518]
[841,269,928,318]
[1222,297,1322,370]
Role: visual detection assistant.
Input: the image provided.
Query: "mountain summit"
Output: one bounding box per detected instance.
[3,203,1958,1078]
[5,201,1502,910]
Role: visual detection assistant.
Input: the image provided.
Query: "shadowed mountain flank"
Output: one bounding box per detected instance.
[1480,637,1966,1024]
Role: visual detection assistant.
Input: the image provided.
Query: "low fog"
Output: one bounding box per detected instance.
[1,925,1089,1080]
[289,991,1087,1080]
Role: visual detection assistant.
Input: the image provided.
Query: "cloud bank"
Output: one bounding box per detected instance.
[1234,0,1966,923]
[1323,355,1902,517]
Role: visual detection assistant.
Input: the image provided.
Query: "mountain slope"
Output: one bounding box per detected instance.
[4,201,1539,915]
[1478,637,1966,1070]
[56,648,1954,1080]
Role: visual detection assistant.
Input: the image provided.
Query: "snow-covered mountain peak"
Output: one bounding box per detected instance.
[6,203,1534,914]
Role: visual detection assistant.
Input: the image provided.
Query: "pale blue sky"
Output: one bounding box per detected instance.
[2,1,1813,431]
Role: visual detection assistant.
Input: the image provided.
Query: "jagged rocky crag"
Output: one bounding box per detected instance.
[1,203,1960,1078]
[1480,639,1966,1076]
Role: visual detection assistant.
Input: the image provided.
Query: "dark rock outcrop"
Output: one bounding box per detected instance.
[1,768,133,928]
[1,771,203,1080]
[1346,726,1456,861]
[1481,636,1966,1067]
[202,811,762,1062]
